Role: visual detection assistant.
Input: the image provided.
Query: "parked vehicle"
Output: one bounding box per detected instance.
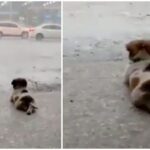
[0,21,29,38]
[29,24,61,40]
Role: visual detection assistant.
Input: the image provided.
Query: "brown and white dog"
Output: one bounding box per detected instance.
[125,40,150,112]
[10,78,37,115]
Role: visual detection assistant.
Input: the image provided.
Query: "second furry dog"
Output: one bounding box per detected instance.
[10,78,37,115]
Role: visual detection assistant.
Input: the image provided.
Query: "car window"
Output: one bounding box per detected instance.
[0,23,18,28]
[8,23,18,28]
[0,23,9,27]
[42,25,61,30]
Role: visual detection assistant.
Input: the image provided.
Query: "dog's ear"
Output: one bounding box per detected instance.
[11,78,27,89]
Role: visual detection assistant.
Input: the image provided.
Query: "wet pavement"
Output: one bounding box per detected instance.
[63,2,150,148]
[64,59,150,148]
[0,38,61,148]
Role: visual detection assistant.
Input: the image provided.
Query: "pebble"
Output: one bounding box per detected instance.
[70,99,74,103]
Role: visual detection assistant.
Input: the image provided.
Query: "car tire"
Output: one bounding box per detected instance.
[21,32,28,39]
[36,33,44,41]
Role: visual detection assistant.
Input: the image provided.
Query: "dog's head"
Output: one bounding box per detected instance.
[11,78,27,89]
[126,40,150,62]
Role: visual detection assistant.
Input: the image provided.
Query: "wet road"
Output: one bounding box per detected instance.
[0,37,61,148]
[63,2,150,148]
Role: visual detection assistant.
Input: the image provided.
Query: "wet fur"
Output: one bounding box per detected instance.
[125,40,150,113]
[11,78,37,115]
[126,40,150,62]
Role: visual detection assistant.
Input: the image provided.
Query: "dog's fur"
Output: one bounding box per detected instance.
[126,40,150,62]
[10,78,37,115]
[125,40,150,112]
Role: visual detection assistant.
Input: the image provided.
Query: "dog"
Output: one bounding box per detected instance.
[125,40,150,112]
[126,40,150,62]
[10,78,37,115]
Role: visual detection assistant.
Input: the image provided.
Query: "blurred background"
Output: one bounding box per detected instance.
[0,1,61,40]
[0,1,61,26]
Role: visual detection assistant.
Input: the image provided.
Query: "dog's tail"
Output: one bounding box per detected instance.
[140,80,150,92]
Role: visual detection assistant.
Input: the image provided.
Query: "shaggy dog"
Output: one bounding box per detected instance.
[10,78,37,115]
[125,40,150,112]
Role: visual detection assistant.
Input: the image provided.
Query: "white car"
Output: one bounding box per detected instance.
[29,24,61,40]
[0,21,29,38]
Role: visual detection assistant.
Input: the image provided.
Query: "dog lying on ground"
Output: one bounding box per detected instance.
[125,40,150,112]
[10,78,37,115]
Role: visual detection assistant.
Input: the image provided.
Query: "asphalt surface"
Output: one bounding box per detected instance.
[64,56,150,148]
[0,37,61,148]
[64,59,150,148]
